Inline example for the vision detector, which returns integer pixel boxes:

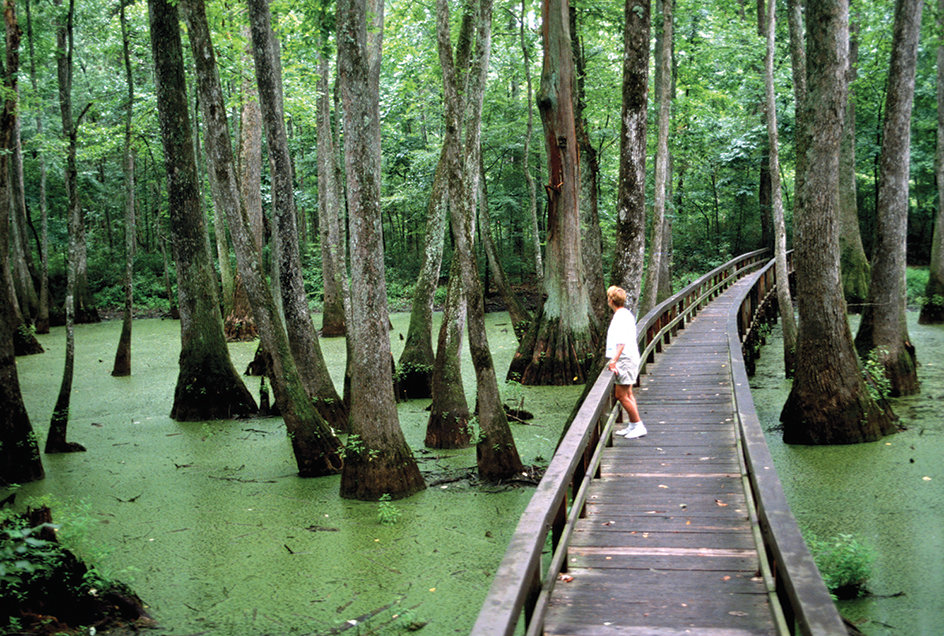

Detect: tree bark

[478,154,531,336]
[148,0,257,422]
[338,0,425,500]
[571,6,606,327]
[781,0,897,444]
[839,18,870,310]
[610,0,650,313]
[227,52,263,343]
[507,0,600,387]
[0,0,44,484]
[787,0,807,224]
[439,0,523,479]
[642,0,672,316]
[854,0,922,397]
[46,0,85,453]
[426,256,472,449]
[921,0,944,325]
[397,151,448,399]
[25,0,50,335]
[764,0,797,376]
[519,0,543,290]
[247,0,348,429]
[112,2,135,378]
[316,50,349,339]
[183,0,342,476]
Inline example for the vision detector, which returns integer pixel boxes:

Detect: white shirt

[606,306,640,367]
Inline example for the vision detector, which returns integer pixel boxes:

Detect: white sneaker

[617,422,647,439]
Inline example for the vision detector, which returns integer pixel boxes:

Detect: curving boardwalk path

[543,275,778,636]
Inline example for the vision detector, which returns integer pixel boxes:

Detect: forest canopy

[8,0,934,322]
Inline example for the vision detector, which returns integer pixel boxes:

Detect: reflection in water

[750,312,944,636]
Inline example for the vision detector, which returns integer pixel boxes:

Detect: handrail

[727,258,847,636]
[470,249,771,636]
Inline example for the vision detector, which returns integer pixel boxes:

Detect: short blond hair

[607,286,627,307]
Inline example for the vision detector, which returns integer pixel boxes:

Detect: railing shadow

[470,250,847,636]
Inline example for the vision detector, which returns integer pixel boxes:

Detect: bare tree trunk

[854,0,922,396]
[112,2,135,378]
[519,0,543,290]
[571,6,606,327]
[610,0,650,313]
[397,151,448,399]
[787,0,807,221]
[921,0,944,325]
[338,0,425,500]
[781,0,897,444]
[0,0,44,483]
[426,256,471,449]
[148,0,257,422]
[183,0,342,475]
[839,18,870,310]
[316,50,349,338]
[25,0,50,335]
[508,0,600,386]
[9,141,38,322]
[227,52,263,344]
[642,0,672,316]
[46,0,85,453]
[247,0,348,428]
[438,0,523,479]
[764,0,797,376]
[478,154,531,336]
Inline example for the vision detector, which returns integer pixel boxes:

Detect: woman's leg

[614,384,641,423]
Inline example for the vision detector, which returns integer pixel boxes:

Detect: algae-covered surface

[13,311,582,635]
[749,312,944,636]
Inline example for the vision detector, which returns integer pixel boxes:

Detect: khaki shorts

[613,358,638,386]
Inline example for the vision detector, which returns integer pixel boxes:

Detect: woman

[605,286,646,438]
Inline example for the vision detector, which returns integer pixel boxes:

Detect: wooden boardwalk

[544,276,779,636]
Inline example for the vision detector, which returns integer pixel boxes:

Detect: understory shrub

[807,532,874,599]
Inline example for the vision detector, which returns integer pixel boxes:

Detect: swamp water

[12,312,583,635]
[750,312,944,636]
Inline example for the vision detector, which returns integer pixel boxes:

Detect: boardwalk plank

[542,279,777,636]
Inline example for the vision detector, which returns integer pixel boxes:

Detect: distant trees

[923,0,944,325]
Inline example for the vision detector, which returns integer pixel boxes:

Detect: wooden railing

[727,257,848,636]
[469,249,779,636]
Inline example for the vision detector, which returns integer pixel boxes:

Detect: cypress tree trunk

[426,258,472,449]
[0,0,44,483]
[763,0,797,376]
[572,7,606,327]
[508,0,600,387]
[25,0,50,336]
[183,0,342,475]
[854,0,922,397]
[839,18,871,310]
[609,0,650,313]
[642,0,672,316]
[316,51,349,339]
[148,0,257,422]
[397,152,447,399]
[338,0,425,500]
[247,0,348,429]
[112,3,135,378]
[781,0,897,444]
